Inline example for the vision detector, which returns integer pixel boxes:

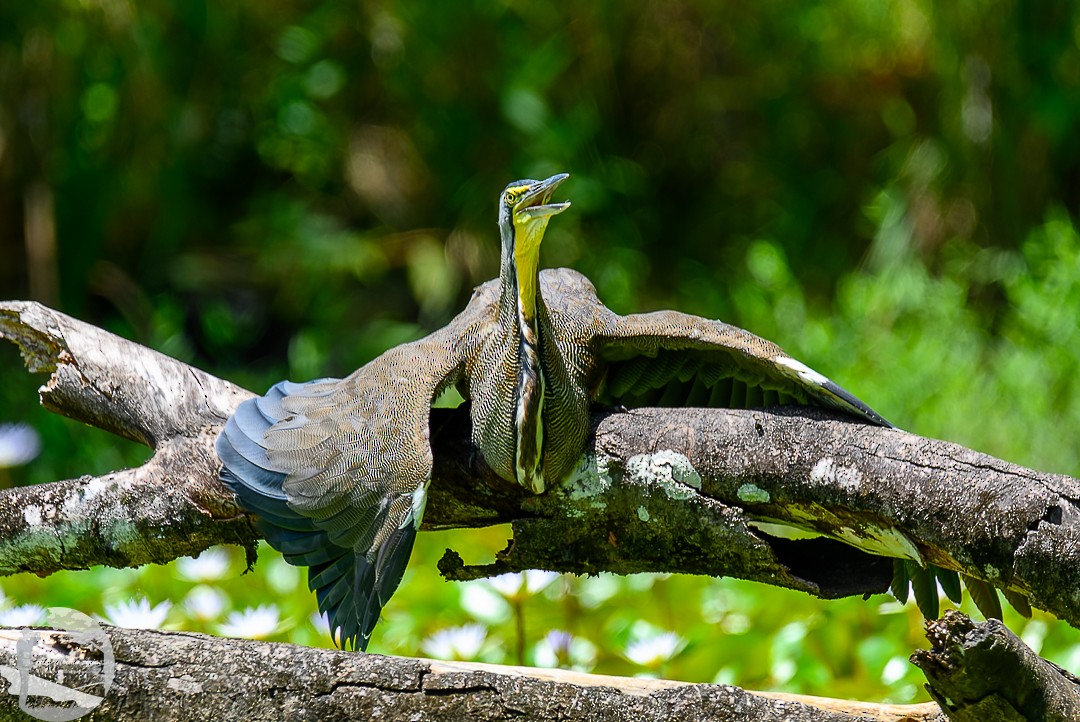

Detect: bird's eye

[505,192,519,206]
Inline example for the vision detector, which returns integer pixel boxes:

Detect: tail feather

[310,554,355,592]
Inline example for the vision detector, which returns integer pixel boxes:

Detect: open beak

[515,173,570,219]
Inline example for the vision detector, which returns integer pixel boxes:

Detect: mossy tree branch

[3,299,1080,720]
[912,611,1080,721]
[2,300,1078,621]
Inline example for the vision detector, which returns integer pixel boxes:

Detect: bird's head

[498,173,570,320]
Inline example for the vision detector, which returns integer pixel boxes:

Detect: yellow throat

[513,215,553,321]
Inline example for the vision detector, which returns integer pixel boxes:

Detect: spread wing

[592,308,891,427]
[588,306,1028,621]
[586,306,963,609]
[217,310,484,650]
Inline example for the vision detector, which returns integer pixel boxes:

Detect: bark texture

[3,299,1080,720]
[0,301,257,576]
[0,434,256,576]
[1,625,944,722]
[2,300,1077,626]
[0,299,251,446]
[912,611,1080,721]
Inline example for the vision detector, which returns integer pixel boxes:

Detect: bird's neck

[500,227,547,494]
[498,224,548,337]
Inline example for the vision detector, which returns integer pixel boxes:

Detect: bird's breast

[466,309,593,493]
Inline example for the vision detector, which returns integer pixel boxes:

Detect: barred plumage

[217,173,899,650]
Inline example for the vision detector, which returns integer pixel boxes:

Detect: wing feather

[217,312,479,650]
[543,268,1021,617]
[593,309,892,427]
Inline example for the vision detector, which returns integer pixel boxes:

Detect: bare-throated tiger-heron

[217,173,1006,650]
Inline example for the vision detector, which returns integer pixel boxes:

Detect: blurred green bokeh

[3,0,1080,704]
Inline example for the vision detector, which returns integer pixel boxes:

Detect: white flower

[102,598,171,629]
[575,574,622,608]
[217,605,281,639]
[533,629,597,671]
[487,570,559,600]
[310,611,330,636]
[487,573,524,598]
[624,631,685,668]
[542,629,573,656]
[177,548,231,582]
[523,570,560,594]
[420,624,487,660]
[881,655,911,685]
[0,604,45,626]
[182,585,226,621]
[460,582,511,623]
[0,424,41,468]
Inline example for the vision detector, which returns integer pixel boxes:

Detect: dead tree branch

[1,624,944,722]
[2,299,1077,626]
[7,299,1080,720]
[912,611,1080,721]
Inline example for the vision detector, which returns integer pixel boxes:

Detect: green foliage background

[3,0,1080,703]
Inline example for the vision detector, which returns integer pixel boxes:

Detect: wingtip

[319,518,421,652]
[220,375,429,651]
[772,355,893,428]
[820,379,894,428]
